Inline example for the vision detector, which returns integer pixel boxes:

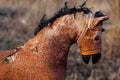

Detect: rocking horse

[0,2,109,80]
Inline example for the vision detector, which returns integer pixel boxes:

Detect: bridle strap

[77,13,93,45]
[88,13,93,29]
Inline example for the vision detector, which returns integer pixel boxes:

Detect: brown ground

[0,0,120,80]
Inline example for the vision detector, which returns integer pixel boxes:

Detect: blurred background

[0,0,119,80]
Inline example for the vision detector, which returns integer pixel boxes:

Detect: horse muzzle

[78,38,102,64]
[80,45,101,64]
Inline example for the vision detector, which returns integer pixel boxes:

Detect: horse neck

[23,14,83,62]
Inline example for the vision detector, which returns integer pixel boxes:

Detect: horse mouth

[82,53,101,64]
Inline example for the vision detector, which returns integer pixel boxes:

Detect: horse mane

[34,1,92,35]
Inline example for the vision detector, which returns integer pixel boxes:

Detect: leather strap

[76,25,88,46]
[77,13,93,45]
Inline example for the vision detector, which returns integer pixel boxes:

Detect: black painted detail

[94,35,100,41]
[82,55,90,64]
[92,53,101,64]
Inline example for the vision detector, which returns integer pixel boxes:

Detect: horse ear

[93,15,109,26]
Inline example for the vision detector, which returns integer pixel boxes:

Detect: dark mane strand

[34,1,91,35]
[79,0,87,8]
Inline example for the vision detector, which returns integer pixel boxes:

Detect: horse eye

[101,29,105,32]
[94,35,99,41]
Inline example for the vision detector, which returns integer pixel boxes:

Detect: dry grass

[0,0,120,80]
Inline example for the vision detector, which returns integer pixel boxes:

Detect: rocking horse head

[34,2,109,64]
[76,11,109,64]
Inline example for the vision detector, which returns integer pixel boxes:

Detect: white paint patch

[46,15,69,39]
[57,15,69,27]
[74,21,84,32]
[46,25,60,39]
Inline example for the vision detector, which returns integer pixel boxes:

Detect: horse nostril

[82,55,90,64]
[92,53,101,64]
[94,35,99,41]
